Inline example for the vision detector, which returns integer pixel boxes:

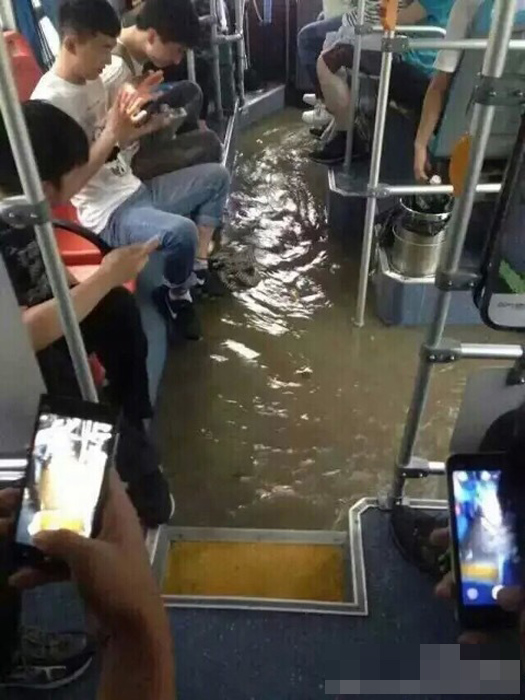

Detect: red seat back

[52,205,104,266]
[4,31,42,101]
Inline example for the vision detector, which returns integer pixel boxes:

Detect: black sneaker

[309,131,347,165]
[152,286,202,341]
[309,130,370,166]
[310,126,325,139]
[0,628,95,690]
[390,504,449,581]
[127,469,175,528]
[193,267,228,298]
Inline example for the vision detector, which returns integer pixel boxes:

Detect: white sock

[194,258,208,272]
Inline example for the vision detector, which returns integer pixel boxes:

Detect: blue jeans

[297,16,343,92]
[101,163,230,292]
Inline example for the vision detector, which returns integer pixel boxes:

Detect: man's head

[131,0,200,68]
[0,101,89,206]
[58,0,120,81]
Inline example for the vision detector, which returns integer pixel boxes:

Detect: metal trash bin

[390,196,452,278]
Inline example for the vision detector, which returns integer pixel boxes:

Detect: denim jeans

[297,15,343,92]
[101,163,230,292]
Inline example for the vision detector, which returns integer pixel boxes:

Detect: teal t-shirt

[405,0,455,76]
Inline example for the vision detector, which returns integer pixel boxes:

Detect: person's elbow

[429,71,452,96]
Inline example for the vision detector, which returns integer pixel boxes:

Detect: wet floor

[157,108,510,531]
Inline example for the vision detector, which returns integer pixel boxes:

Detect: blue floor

[8,507,521,699]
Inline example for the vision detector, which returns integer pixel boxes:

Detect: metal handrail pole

[187,48,197,84]
[234,0,246,106]
[371,24,447,36]
[396,38,525,52]
[391,0,518,502]
[354,31,395,327]
[210,0,223,121]
[384,183,501,196]
[0,31,97,402]
[342,0,367,173]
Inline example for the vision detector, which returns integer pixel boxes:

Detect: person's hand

[414,142,431,182]
[431,528,525,654]
[99,238,159,288]
[10,471,166,636]
[130,108,178,139]
[104,88,152,144]
[0,487,19,538]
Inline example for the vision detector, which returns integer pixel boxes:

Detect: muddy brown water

[157,109,510,530]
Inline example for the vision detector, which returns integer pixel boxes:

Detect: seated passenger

[104,0,203,134]
[104,0,223,179]
[0,101,172,528]
[414,0,482,181]
[297,0,352,129]
[32,0,231,340]
[311,0,455,165]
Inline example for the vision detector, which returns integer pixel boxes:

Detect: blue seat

[432,0,525,160]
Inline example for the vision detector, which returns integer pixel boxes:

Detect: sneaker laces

[18,628,75,664]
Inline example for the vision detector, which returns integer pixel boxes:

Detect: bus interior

[0,0,524,697]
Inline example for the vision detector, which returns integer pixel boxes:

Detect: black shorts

[321,43,431,117]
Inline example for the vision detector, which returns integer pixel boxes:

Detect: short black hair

[134,0,200,47]
[0,101,89,195]
[58,0,120,40]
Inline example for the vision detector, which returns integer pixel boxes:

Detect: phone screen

[15,411,116,544]
[451,469,521,607]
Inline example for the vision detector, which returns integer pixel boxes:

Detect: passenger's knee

[206,163,231,195]
[297,22,313,51]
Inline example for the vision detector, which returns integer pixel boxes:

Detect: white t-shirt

[31,70,141,233]
[101,54,135,109]
[434,0,484,73]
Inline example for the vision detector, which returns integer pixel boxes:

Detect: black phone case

[446,453,517,629]
[11,395,119,571]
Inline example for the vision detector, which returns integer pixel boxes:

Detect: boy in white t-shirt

[414,0,484,180]
[32,0,231,341]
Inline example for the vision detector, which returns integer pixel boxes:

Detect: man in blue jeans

[32,0,231,340]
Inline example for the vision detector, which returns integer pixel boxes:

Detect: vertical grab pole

[0,31,97,402]
[187,48,197,84]
[391,0,517,502]
[342,0,367,173]
[354,18,397,327]
[234,0,246,106]
[210,0,224,121]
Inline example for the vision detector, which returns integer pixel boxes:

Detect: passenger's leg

[297,16,344,95]
[101,196,200,337]
[78,287,152,425]
[389,60,431,118]
[146,163,230,288]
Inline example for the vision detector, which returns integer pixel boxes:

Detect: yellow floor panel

[163,540,346,602]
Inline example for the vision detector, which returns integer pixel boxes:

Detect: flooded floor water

[157,108,509,531]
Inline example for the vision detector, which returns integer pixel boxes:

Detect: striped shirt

[343,0,408,29]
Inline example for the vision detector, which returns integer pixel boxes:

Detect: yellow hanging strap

[449,133,472,197]
[381,0,400,31]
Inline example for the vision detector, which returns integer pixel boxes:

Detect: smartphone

[447,453,521,629]
[13,395,119,568]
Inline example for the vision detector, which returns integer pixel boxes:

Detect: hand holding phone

[13,396,119,570]
[447,453,522,629]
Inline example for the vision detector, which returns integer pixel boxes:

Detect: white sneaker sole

[303,93,317,107]
[0,656,93,690]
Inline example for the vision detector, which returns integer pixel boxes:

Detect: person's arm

[9,471,176,700]
[414,71,452,180]
[398,1,427,25]
[23,239,158,352]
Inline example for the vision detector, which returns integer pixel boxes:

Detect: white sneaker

[303,93,317,107]
[302,104,331,128]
